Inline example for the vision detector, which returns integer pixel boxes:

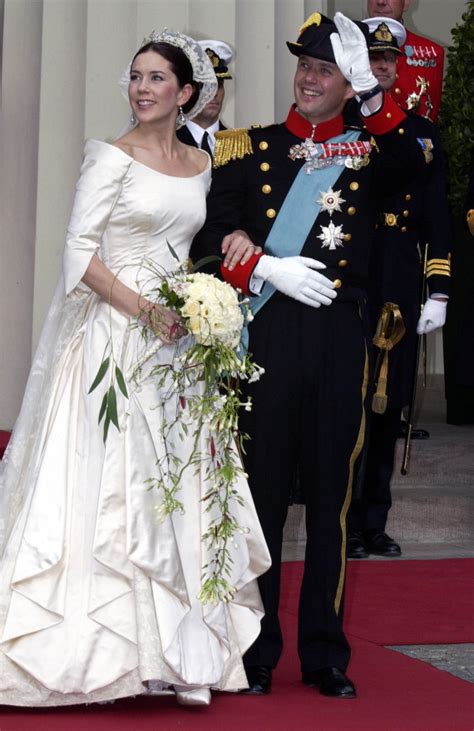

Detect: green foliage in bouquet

[89,249,264,605]
[440,0,474,214]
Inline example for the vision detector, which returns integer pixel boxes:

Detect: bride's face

[129,50,192,125]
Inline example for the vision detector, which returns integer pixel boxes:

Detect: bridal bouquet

[90,250,264,605]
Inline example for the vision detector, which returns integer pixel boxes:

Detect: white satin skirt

[0,297,270,706]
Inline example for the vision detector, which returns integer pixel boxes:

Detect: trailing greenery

[440,1,474,214]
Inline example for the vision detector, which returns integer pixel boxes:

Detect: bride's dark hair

[132,41,201,113]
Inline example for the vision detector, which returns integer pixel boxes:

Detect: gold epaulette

[213,128,253,168]
[426,255,451,278]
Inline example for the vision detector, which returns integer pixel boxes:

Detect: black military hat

[197,40,233,79]
[287,12,369,64]
[363,17,407,55]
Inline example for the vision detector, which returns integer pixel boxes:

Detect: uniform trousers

[349,406,402,533]
[240,295,367,672]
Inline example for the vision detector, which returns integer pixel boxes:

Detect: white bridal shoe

[175,688,212,706]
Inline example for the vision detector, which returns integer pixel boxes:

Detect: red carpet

[0,559,472,730]
[0,430,10,460]
[282,559,474,645]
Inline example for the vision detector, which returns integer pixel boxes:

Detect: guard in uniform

[366,0,444,120]
[192,12,425,699]
[177,40,233,157]
[347,18,451,559]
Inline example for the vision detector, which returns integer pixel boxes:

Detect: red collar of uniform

[285,105,344,141]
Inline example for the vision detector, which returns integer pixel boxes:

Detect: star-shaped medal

[317,187,346,217]
[317,221,344,250]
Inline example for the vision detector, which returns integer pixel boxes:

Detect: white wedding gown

[0,140,270,706]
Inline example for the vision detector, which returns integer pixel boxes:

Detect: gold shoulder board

[213,128,253,168]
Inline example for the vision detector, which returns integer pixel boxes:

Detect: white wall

[0,0,466,428]
[0,0,42,429]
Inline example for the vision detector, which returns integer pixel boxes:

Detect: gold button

[348,206,356,215]
[350,182,359,191]
[401,226,407,232]
[396,73,399,79]
[260,162,270,172]
[338,259,348,268]
[262,184,272,194]
[259,141,269,151]
[344,233,352,241]
[266,208,276,219]
[333,279,342,289]
[386,112,392,119]
[405,194,412,201]
[398,128,405,135]
[395,87,401,94]
[403,210,409,217]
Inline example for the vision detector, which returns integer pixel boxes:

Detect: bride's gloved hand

[254,254,337,308]
[142,303,187,343]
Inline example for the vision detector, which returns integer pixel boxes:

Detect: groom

[192,12,424,698]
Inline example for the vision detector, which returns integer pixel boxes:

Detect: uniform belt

[378,212,413,230]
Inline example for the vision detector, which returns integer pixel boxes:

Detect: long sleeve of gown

[63,140,132,295]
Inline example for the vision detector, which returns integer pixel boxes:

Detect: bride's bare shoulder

[185,144,210,174]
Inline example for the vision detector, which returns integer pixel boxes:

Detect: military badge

[406,76,433,118]
[289,140,372,173]
[375,23,393,43]
[317,221,345,250]
[417,137,434,163]
[317,187,346,217]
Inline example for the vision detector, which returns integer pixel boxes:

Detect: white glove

[253,255,337,308]
[416,298,447,334]
[330,12,378,93]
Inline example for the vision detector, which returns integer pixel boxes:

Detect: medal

[317,187,346,217]
[289,140,372,174]
[317,221,345,250]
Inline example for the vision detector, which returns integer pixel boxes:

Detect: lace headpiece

[118,29,217,128]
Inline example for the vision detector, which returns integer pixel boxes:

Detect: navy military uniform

[191,94,425,675]
[347,18,451,554]
[349,112,451,539]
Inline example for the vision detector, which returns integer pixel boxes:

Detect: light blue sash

[250,130,361,317]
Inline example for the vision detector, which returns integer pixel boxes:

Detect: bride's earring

[177,105,186,126]
[130,111,137,126]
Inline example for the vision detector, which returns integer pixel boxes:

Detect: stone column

[0,0,43,428]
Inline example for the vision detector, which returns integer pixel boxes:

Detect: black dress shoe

[302,667,356,698]
[365,530,401,557]
[240,665,272,695]
[398,421,430,440]
[347,530,369,559]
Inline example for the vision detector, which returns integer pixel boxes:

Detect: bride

[0,30,270,707]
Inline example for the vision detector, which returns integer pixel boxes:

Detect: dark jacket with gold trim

[367,112,451,407]
[191,95,425,305]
